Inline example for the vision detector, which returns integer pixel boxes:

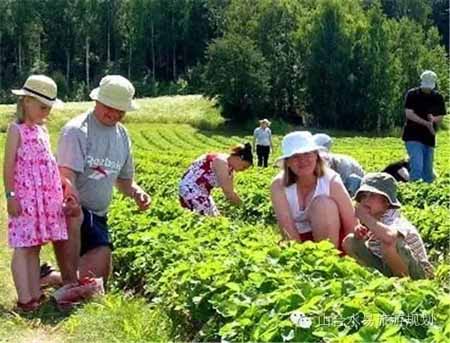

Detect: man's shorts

[80,207,113,256]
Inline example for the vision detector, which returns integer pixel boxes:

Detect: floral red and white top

[8,123,67,247]
[179,153,231,216]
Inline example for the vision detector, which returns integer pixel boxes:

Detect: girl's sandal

[16,299,40,313]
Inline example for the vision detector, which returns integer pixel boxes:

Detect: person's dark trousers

[256,145,270,167]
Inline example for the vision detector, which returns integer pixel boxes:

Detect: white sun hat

[11,75,64,108]
[259,118,271,125]
[275,131,325,167]
[89,75,138,112]
[420,70,437,90]
[313,133,333,151]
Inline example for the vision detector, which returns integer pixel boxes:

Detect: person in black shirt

[401,70,446,183]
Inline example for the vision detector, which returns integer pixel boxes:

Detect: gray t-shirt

[327,153,364,181]
[57,111,134,216]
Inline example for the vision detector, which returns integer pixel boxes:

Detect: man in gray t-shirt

[52,75,151,285]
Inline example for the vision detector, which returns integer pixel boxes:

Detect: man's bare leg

[53,214,83,284]
[79,246,112,286]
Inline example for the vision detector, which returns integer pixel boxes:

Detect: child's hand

[354,224,369,240]
[7,198,22,217]
[355,204,372,226]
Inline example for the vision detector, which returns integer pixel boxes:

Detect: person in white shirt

[253,118,273,168]
[271,131,357,251]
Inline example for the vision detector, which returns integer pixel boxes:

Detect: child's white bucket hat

[12,75,63,108]
[90,75,138,112]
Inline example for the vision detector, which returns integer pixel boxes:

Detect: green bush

[203,33,270,121]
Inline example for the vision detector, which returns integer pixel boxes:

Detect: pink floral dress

[179,153,233,216]
[8,123,67,247]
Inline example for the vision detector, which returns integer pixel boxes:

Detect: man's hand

[425,120,436,135]
[427,113,439,123]
[133,190,151,211]
[7,198,22,217]
[62,182,80,202]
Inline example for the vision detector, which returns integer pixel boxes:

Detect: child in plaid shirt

[343,172,433,279]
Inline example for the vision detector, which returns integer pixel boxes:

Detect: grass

[62,294,172,343]
[0,94,224,133]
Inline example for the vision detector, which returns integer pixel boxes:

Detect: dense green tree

[257,1,302,119]
[360,3,395,132]
[203,34,270,120]
[306,0,353,128]
[0,0,446,132]
[431,0,449,50]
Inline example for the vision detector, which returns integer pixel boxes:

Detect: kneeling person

[343,172,433,280]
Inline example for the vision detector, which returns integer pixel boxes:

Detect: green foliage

[204,0,448,130]
[203,33,270,120]
[106,123,450,341]
[0,0,447,132]
[306,0,354,129]
[257,1,304,118]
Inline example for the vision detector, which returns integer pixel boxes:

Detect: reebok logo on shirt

[88,166,111,180]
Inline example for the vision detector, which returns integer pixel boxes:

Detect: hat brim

[12,89,64,109]
[90,88,139,112]
[420,81,436,89]
[275,145,324,167]
[354,184,401,208]
[259,119,271,125]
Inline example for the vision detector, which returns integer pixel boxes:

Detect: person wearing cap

[4,75,68,311]
[179,143,253,215]
[402,70,447,183]
[271,131,357,250]
[313,133,365,196]
[253,118,273,168]
[52,75,151,285]
[342,173,433,279]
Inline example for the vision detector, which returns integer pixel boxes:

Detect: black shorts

[80,207,113,256]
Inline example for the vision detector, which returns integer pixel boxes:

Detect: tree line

[0,0,448,131]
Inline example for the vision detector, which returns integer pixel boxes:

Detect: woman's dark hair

[231,143,253,164]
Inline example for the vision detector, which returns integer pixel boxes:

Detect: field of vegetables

[108,123,450,342]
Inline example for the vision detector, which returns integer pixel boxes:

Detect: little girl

[3,75,68,312]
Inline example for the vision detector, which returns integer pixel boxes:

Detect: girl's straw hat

[12,75,63,108]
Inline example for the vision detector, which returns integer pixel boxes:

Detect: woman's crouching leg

[308,195,340,247]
